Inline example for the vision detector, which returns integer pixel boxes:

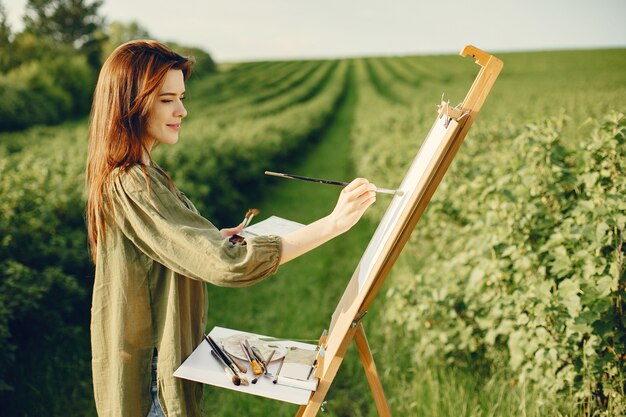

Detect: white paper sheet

[174,326,318,405]
[240,215,305,238]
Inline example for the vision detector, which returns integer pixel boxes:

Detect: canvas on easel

[174,45,503,417]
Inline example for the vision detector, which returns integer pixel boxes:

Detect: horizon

[212,44,626,64]
[4,0,626,63]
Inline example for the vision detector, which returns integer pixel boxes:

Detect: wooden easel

[295,45,503,417]
[174,45,503,416]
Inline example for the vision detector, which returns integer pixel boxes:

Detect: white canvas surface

[357,117,460,291]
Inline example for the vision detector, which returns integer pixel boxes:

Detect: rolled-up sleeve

[108,167,282,287]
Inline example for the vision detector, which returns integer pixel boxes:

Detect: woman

[85,40,376,417]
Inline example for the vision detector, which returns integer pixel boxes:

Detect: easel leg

[295,324,392,417]
[354,323,392,417]
[295,379,330,417]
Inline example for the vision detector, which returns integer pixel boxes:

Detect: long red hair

[86,40,194,263]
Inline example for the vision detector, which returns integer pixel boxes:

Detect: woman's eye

[161,97,184,103]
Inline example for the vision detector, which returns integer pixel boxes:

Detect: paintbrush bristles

[243,208,260,228]
[245,208,260,218]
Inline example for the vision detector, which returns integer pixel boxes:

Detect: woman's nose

[176,101,187,118]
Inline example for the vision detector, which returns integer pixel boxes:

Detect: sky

[4,0,626,62]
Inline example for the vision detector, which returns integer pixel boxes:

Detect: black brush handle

[205,335,238,375]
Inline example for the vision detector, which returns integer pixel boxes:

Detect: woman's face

[145,69,187,149]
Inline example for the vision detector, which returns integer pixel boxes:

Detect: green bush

[0,31,209,131]
[0,55,96,130]
[382,113,625,413]
[0,62,68,129]
[0,143,92,406]
[47,55,97,116]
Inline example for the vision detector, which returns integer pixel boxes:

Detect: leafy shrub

[47,55,97,116]
[0,141,92,413]
[382,113,625,413]
[0,56,95,130]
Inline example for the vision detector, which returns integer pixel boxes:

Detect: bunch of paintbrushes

[240,340,275,384]
[205,334,281,386]
[205,335,249,386]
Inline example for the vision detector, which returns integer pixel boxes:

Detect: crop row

[192,60,306,105]
[197,60,322,114]
[198,60,338,120]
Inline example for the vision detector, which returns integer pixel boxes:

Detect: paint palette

[221,333,287,362]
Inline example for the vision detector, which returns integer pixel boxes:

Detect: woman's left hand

[219,222,245,238]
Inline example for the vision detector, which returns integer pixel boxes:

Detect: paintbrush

[272,356,286,384]
[262,349,276,379]
[251,346,267,373]
[241,340,263,384]
[242,208,260,229]
[224,349,247,373]
[210,350,243,386]
[265,171,403,196]
[246,340,268,375]
[206,335,249,386]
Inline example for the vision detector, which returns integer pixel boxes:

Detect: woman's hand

[327,178,377,234]
[220,222,245,238]
[279,177,377,265]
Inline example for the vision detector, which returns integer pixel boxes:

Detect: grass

[372,337,579,417]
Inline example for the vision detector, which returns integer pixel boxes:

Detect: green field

[0,48,624,416]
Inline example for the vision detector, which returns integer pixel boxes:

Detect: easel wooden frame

[295,45,503,417]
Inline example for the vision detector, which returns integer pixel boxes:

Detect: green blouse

[90,165,282,417]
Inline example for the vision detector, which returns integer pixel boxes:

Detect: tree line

[0,0,216,131]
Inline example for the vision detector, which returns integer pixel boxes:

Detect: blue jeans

[147,350,167,417]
